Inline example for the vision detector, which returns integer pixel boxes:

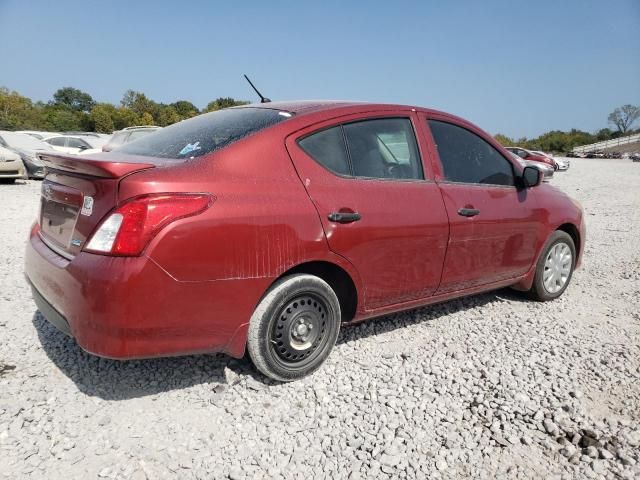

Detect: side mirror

[522,165,542,188]
[78,145,89,151]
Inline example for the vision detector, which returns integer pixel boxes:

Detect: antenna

[243,74,271,103]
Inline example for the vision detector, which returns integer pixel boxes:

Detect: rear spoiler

[37,152,156,178]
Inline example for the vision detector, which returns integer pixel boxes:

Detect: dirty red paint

[24,101,586,360]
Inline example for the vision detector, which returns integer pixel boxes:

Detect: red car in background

[25,101,586,382]
[506,146,557,170]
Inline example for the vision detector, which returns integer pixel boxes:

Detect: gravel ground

[1,158,639,480]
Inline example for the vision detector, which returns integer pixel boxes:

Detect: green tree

[121,90,158,118]
[171,100,199,118]
[0,87,45,130]
[493,133,514,146]
[91,103,116,133]
[52,87,95,113]
[112,107,139,130]
[608,104,640,134]
[139,112,155,126]
[204,97,248,112]
[156,106,181,126]
[43,105,82,131]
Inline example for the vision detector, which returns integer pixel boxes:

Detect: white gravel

[1,158,639,480]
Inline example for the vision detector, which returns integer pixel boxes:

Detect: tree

[171,100,199,118]
[0,87,44,129]
[493,133,514,146]
[204,97,248,112]
[91,104,116,133]
[608,104,640,134]
[43,106,82,131]
[139,112,155,126]
[121,90,158,117]
[52,87,95,113]
[156,106,181,126]
[112,107,139,130]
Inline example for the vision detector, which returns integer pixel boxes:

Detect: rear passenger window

[344,118,423,179]
[298,118,423,180]
[428,120,514,186]
[298,126,350,175]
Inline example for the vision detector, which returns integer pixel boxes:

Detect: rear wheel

[0,178,16,184]
[528,231,576,301]
[247,274,341,382]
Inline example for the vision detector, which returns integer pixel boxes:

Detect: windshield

[116,108,290,159]
[0,132,53,150]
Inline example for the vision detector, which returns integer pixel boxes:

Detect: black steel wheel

[247,274,341,382]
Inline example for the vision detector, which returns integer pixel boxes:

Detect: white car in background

[16,130,59,140]
[531,150,570,171]
[0,146,28,183]
[43,134,109,155]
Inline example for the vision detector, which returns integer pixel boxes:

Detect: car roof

[43,135,90,140]
[245,100,447,116]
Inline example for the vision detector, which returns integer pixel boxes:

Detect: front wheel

[528,231,576,301]
[247,274,341,382]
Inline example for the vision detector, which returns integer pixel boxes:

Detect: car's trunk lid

[36,152,158,258]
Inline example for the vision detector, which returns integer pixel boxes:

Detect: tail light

[85,193,214,256]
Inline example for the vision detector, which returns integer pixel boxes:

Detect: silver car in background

[0,131,54,178]
[0,146,28,183]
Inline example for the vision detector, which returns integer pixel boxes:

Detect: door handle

[328,212,361,223]
[458,208,480,217]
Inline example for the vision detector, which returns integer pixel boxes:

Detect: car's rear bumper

[25,231,268,359]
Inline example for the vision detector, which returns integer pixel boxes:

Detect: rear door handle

[458,208,480,217]
[328,212,361,223]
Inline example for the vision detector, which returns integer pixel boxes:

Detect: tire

[247,274,341,382]
[0,179,16,184]
[528,231,576,301]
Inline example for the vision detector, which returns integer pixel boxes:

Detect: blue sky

[1,0,638,138]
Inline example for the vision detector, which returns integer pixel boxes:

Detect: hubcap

[271,294,327,363]
[543,242,572,294]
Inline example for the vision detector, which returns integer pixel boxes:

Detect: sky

[1,0,639,138]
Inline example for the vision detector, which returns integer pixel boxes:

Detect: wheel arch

[557,222,581,263]
[276,260,359,322]
[511,222,581,292]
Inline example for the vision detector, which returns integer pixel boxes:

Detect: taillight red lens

[86,193,213,256]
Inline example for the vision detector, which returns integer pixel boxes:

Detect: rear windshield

[116,107,290,159]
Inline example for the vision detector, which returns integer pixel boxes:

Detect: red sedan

[25,101,586,381]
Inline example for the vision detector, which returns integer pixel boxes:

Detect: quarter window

[298,126,350,175]
[428,120,514,186]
